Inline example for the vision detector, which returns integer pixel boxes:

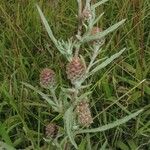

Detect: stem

[77,0,82,36]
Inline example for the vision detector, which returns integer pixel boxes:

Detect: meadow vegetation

[0,0,150,149]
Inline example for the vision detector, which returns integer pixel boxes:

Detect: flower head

[45,123,58,138]
[66,57,86,84]
[40,68,56,88]
[76,101,93,127]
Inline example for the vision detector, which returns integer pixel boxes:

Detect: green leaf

[76,109,143,134]
[64,106,78,149]
[82,19,126,43]
[89,48,126,76]
[22,82,57,110]
[78,139,86,150]
[0,122,14,147]
[127,140,138,150]
[116,141,129,150]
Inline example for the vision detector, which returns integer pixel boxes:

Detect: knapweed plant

[23,0,143,149]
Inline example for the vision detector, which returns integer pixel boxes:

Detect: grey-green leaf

[89,48,126,76]
[0,141,15,150]
[91,0,109,10]
[81,19,126,43]
[64,106,78,149]
[36,5,58,47]
[76,109,143,134]
[22,82,57,110]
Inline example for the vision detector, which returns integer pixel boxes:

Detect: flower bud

[66,57,86,84]
[40,68,55,88]
[76,101,93,127]
[45,123,58,138]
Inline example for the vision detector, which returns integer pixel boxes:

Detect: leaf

[76,109,143,134]
[64,107,78,149]
[78,139,86,150]
[91,57,108,67]
[92,12,104,26]
[91,0,109,10]
[116,141,129,150]
[0,141,15,150]
[36,5,58,47]
[127,140,137,150]
[0,122,13,147]
[81,19,126,43]
[78,91,92,101]
[22,82,57,110]
[89,48,126,76]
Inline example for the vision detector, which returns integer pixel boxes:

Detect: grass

[0,0,150,149]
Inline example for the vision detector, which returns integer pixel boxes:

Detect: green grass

[0,0,150,149]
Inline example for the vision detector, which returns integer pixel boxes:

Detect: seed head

[40,68,55,88]
[66,57,86,84]
[76,101,93,127]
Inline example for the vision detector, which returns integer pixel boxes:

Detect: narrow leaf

[92,0,109,10]
[100,141,107,150]
[22,82,57,109]
[36,5,58,46]
[82,19,126,43]
[64,107,78,149]
[76,109,143,134]
[0,141,15,150]
[89,48,126,76]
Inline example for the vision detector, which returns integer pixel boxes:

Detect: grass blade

[0,122,13,147]
[92,0,109,9]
